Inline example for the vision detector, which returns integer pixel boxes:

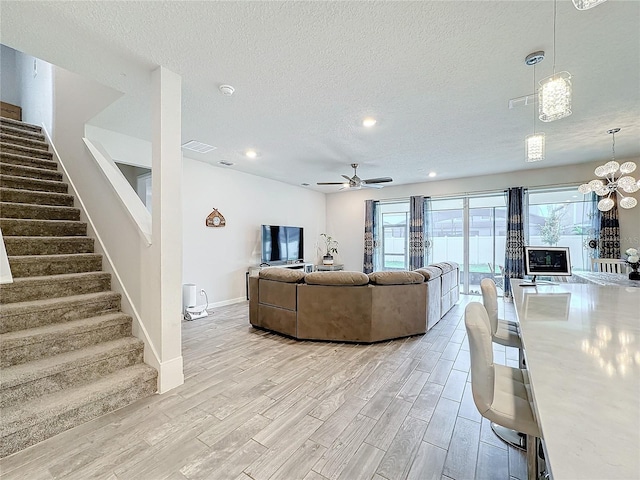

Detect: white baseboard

[157,355,184,394]
[208,297,247,309]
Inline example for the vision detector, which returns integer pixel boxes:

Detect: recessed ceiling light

[362,118,377,128]
[182,140,217,153]
[428,172,437,178]
[245,150,257,159]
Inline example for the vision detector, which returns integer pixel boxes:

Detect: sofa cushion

[259,267,306,283]
[432,262,454,274]
[368,271,424,285]
[414,267,442,281]
[305,271,370,286]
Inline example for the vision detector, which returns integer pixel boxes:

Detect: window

[527,187,595,272]
[375,202,410,271]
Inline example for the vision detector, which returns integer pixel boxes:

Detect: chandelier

[539,0,572,122]
[572,0,607,10]
[525,52,545,162]
[578,128,638,211]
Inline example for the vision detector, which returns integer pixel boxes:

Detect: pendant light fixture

[539,0,572,122]
[525,51,545,162]
[578,128,638,211]
[572,0,607,10]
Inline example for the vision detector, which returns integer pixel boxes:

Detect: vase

[323,254,334,265]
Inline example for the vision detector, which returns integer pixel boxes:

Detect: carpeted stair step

[0,291,121,334]
[0,337,145,408]
[0,271,111,304]
[2,236,94,256]
[0,151,57,170]
[0,142,53,160]
[0,174,67,194]
[0,202,80,221]
[0,218,86,236]
[0,133,50,151]
[0,162,62,182]
[0,363,157,457]
[0,117,42,134]
[8,253,102,277]
[0,187,73,207]
[0,312,132,368]
[0,124,45,142]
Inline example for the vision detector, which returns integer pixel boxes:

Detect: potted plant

[320,233,339,265]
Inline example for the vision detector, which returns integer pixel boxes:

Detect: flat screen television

[522,246,572,285]
[261,225,304,265]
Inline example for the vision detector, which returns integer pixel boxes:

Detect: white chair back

[480,278,499,335]
[464,302,495,415]
[591,258,626,274]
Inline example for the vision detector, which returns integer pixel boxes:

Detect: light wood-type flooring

[0,295,526,480]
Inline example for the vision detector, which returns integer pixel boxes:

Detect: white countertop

[511,283,640,480]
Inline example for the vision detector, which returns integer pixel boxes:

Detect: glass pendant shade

[597,197,615,212]
[526,133,545,162]
[538,72,572,122]
[572,0,607,10]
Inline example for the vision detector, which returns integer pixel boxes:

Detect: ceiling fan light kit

[317,163,392,190]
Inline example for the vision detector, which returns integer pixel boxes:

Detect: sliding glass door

[427,194,506,295]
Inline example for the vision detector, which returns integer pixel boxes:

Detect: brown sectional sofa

[248,262,459,343]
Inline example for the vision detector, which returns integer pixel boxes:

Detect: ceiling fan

[317,163,393,190]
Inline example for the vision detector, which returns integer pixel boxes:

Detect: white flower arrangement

[624,247,639,267]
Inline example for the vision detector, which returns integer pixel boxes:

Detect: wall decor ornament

[205,208,226,227]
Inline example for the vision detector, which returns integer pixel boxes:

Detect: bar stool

[465,302,542,479]
[480,278,528,449]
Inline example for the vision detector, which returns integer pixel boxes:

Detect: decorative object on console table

[623,247,640,280]
[206,208,226,227]
[320,233,338,265]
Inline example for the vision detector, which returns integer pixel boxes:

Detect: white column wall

[143,66,183,392]
[0,45,20,105]
[182,158,326,306]
[326,160,640,272]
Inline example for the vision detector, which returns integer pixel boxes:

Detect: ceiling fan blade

[363,177,393,184]
[362,182,384,189]
[317,182,346,185]
[341,174,352,182]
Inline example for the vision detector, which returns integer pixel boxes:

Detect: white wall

[327,160,640,272]
[85,124,152,168]
[182,158,326,306]
[16,51,53,133]
[0,45,19,105]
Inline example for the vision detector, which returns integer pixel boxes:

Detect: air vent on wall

[182,140,217,153]
[219,161,234,166]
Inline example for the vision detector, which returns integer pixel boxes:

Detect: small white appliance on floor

[183,284,210,321]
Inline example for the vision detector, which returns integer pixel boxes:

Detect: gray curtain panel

[599,196,621,258]
[503,187,526,299]
[363,200,378,273]
[423,197,432,265]
[409,195,425,270]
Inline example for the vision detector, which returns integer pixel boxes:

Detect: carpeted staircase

[0,116,158,458]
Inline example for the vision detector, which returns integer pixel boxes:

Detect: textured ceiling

[1,1,639,191]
